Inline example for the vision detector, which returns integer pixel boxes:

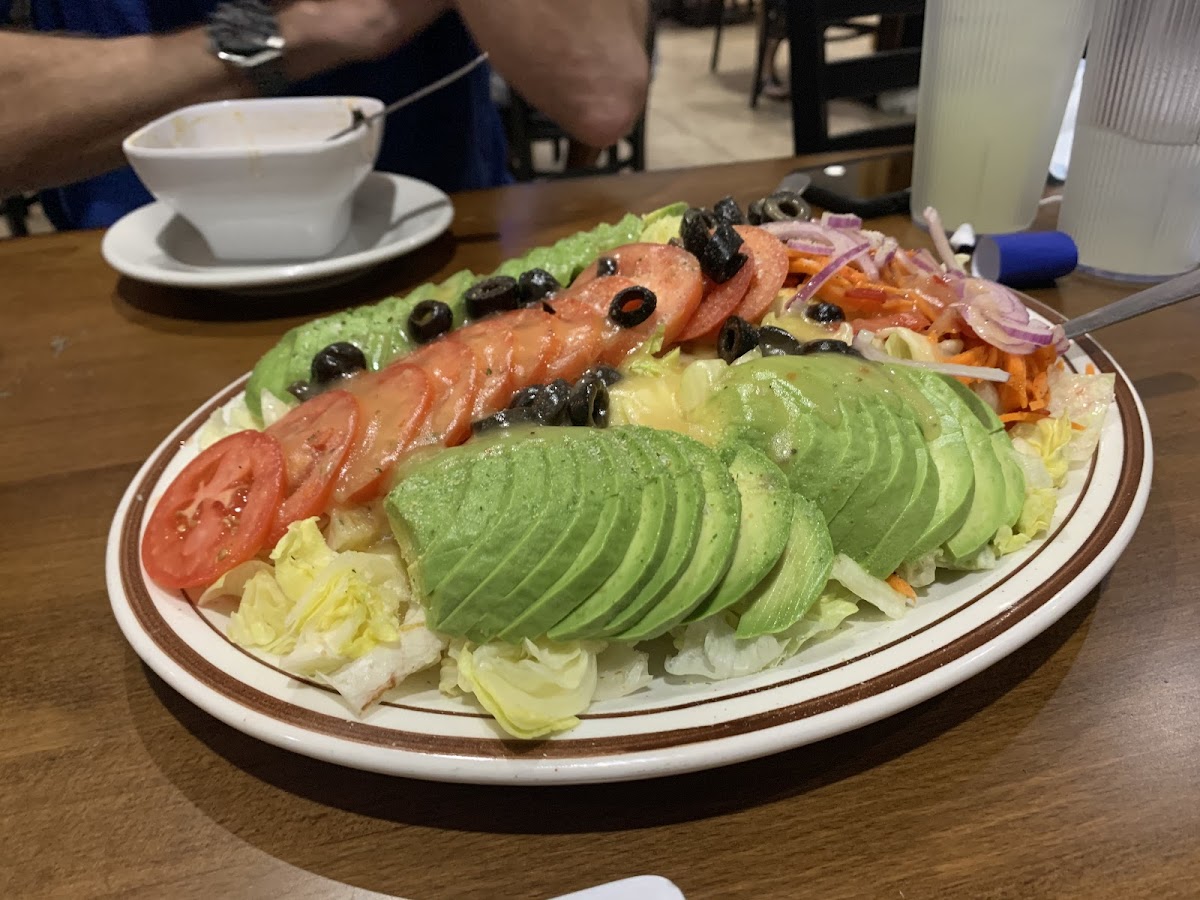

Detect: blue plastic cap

[971,231,1079,287]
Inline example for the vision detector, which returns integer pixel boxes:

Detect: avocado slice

[437,434,586,641]
[684,442,794,623]
[496,433,637,642]
[896,371,976,561]
[597,429,706,638]
[824,401,891,558]
[385,441,517,627]
[860,415,940,577]
[941,387,1009,560]
[547,427,680,641]
[444,432,582,641]
[992,430,1027,530]
[736,492,835,638]
[245,269,476,418]
[419,452,521,627]
[610,432,741,641]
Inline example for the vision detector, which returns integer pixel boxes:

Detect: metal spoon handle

[1062,267,1200,339]
[327,52,490,141]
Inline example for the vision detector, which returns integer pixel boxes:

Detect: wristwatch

[207,0,289,97]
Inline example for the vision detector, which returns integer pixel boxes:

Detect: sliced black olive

[509,385,542,409]
[713,195,745,226]
[471,406,543,436]
[680,207,715,258]
[805,301,846,324]
[568,377,610,428]
[595,256,619,277]
[311,341,367,385]
[799,338,861,357]
[747,198,767,226]
[518,268,561,303]
[608,285,657,328]
[762,190,812,223]
[464,275,521,319]
[533,378,571,424]
[580,364,622,387]
[758,326,805,357]
[407,299,454,344]
[717,316,760,364]
[287,380,317,403]
[700,223,748,284]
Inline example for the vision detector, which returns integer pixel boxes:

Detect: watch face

[210,0,282,57]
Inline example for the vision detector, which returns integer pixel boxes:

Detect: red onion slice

[785,241,871,311]
[820,211,864,230]
[922,206,965,273]
[852,331,1011,382]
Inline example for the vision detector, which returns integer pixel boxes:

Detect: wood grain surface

[2,151,1198,900]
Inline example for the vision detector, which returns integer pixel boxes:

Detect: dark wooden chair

[785,0,925,154]
[708,0,758,72]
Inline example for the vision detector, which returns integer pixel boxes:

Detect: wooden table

[3,153,1197,900]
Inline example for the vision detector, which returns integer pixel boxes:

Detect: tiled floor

[645,18,909,170]
[1,18,909,237]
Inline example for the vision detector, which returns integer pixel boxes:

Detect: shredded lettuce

[897,552,938,589]
[880,327,942,363]
[665,587,859,680]
[1010,414,1073,487]
[224,519,442,708]
[639,214,683,245]
[1046,366,1115,461]
[829,554,909,618]
[315,605,445,712]
[593,643,653,701]
[446,638,600,739]
[193,390,293,451]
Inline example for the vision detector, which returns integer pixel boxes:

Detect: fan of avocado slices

[384,351,1028,652]
[243,204,687,419]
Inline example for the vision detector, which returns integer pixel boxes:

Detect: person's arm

[454,0,650,149]
[0,0,445,195]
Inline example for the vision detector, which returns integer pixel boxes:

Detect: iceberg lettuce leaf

[450,639,600,739]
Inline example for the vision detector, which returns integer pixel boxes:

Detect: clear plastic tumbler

[909,0,1094,234]
[1058,0,1200,281]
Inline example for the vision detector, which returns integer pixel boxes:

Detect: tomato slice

[676,248,756,342]
[553,275,652,366]
[507,308,559,387]
[141,430,285,590]
[265,389,362,544]
[408,337,481,448]
[451,321,516,418]
[731,225,790,324]
[335,364,434,505]
[541,300,607,382]
[570,243,703,343]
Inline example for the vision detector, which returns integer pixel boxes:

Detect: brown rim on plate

[118,307,1143,760]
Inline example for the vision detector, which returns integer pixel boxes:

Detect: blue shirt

[4,2,510,229]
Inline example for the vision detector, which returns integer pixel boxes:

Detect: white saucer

[101,171,453,294]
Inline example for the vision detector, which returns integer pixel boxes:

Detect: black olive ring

[608,285,657,328]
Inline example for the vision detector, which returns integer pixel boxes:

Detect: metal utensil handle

[327,52,490,141]
[1061,267,1200,339]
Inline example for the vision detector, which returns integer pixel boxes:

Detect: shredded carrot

[947,346,991,367]
[1071,421,1087,431]
[886,573,917,601]
[1086,363,1097,376]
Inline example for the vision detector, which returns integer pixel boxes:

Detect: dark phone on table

[799,152,914,219]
